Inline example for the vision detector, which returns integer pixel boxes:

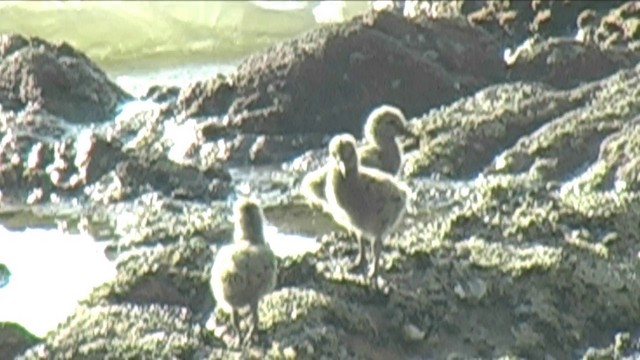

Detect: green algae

[571,119,640,191]
[455,237,562,276]
[405,62,640,181]
[33,64,640,357]
[582,332,637,359]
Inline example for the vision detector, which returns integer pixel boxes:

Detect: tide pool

[0,221,319,338]
[0,226,116,337]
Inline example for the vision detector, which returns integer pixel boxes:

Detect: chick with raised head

[301,104,415,211]
[324,133,409,281]
[358,104,415,174]
[210,198,277,343]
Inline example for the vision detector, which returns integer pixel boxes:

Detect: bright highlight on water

[0,222,319,338]
[0,1,370,73]
[0,226,117,338]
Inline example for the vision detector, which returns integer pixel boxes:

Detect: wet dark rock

[108,195,231,251]
[19,304,207,360]
[143,85,181,103]
[74,130,126,185]
[87,237,214,314]
[247,134,326,165]
[197,124,329,166]
[7,2,640,358]
[405,62,640,180]
[505,36,639,89]
[0,322,40,360]
[0,33,132,123]
[111,156,231,202]
[172,6,640,169]
[464,0,629,45]
[0,109,74,203]
[177,10,504,165]
[0,105,232,226]
[178,75,235,119]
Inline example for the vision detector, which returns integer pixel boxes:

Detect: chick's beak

[338,159,347,177]
[330,152,348,177]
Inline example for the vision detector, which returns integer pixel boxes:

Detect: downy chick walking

[210,198,277,343]
[324,134,409,281]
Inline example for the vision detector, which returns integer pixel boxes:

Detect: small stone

[283,346,297,359]
[0,263,10,288]
[454,277,488,301]
[403,323,425,341]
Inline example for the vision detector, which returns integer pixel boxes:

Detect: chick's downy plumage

[301,104,415,211]
[359,104,415,174]
[210,198,277,342]
[324,133,409,281]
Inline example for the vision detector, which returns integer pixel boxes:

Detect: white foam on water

[0,226,117,337]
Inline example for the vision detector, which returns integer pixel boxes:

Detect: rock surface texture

[3,1,640,359]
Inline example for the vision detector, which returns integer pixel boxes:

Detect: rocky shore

[1,1,640,359]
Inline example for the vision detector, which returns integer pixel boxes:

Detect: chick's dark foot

[347,234,367,273]
[241,324,256,346]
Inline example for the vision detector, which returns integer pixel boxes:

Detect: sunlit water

[113,62,239,98]
[0,223,318,337]
[0,1,370,73]
[264,224,321,258]
[0,226,116,337]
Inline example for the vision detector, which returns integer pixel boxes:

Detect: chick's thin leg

[230,308,242,339]
[243,302,259,344]
[367,236,382,281]
[348,233,367,272]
